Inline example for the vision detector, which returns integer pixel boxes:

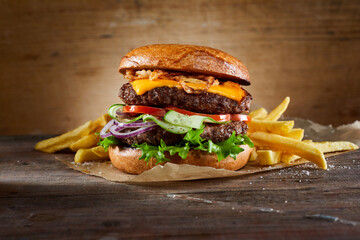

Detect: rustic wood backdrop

[1,0,359,135]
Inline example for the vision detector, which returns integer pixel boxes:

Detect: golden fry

[263,97,290,121]
[249,108,268,120]
[91,146,109,158]
[69,133,100,152]
[308,141,359,153]
[248,119,294,135]
[35,121,92,153]
[280,141,358,164]
[249,148,258,161]
[249,132,327,169]
[74,148,108,164]
[282,128,304,141]
[257,150,282,166]
[89,114,111,133]
[281,153,301,164]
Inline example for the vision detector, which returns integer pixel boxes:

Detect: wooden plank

[0,0,359,135]
[0,136,359,239]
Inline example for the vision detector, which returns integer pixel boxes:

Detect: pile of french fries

[35,114,111,163]
[35,97,358,169]
[247,97,359,169]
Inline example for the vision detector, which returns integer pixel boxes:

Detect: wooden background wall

[1,0,359,135]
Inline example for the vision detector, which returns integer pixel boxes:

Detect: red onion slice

[113,121,156,128]
[100,119,116,138]
[109,125,157,138]
[100,119,157,139]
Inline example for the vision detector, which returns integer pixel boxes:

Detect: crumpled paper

[56,119,359,182]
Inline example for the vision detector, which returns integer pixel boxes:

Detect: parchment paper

[56,119,360,182]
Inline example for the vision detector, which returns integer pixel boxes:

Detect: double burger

[100,44,254,174]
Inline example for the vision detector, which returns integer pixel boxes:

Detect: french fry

[257,150,282,166]
[282,128,304,140]
[89,114,111,133]
[91,146,109,158]
[263,97,290,121]
[74,148,108,164]
[281,153,301,164]
[249,132,327,169]
[35,121,92,153]
[248,119,294,135]
[249,108,268,120]
[280,141,359,164]
[69,133,100,151]
[249,148,258,161]
[35,113,109,154]
[309,141,359,153]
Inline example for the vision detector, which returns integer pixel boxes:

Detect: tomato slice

[123,105,166,117]
[230,114,251,122]
[123,105,251,122]
[165,106,251,122]
[165,106,230,122]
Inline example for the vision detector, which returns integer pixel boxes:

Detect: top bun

[119,44,250,85]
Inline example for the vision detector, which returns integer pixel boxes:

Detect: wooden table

[1,136,359,239]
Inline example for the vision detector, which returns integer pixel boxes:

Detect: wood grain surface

[0,136,359,239]
[0,0,359,135]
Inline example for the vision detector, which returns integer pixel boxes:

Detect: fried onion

[126,69,219,94]
[178,76,215,94]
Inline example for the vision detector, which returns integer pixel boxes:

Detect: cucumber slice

[164,111,229,129]
[203,118,231,124]
[164,111,206,129]
[108,104,125,119]
[142,114,191,134]
[124,114,144,123]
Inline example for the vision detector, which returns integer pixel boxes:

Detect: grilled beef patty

[119,83,252,114]
[118,121,248,146]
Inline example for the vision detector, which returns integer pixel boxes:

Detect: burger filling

[114,121,248,146]
[99,69,253,164]
[119,83,251,114]
[125,69,248,102]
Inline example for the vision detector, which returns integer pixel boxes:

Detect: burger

[99,44,254,174]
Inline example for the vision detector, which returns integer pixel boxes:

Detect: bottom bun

[109,145,253,175]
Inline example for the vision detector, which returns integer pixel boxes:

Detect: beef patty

[119,83,252,114]
[118,121,248,146]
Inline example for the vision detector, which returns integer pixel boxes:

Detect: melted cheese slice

[130,79,245,101]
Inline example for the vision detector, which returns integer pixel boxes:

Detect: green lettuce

[99,129,253,164]
[98,136,121,151]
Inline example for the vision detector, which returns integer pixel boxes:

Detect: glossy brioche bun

[109,144,252,175]
[119,44,250,85]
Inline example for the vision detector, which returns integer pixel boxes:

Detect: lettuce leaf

[99,129,253,164]
[134,140,170,164]
[98,136,121,151]
[133,129,253,164]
